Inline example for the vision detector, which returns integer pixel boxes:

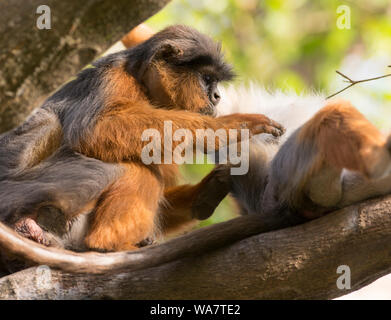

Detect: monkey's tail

[0,207,296,275]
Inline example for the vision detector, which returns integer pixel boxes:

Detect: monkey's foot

[0,218,51,274]
[136,237,156,248]
[191,165,232,220]
[14,217,50,246]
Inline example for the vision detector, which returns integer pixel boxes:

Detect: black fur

[126,25,234,84]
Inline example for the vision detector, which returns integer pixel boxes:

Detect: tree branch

[1,195,391,299]
[327,68,391,99]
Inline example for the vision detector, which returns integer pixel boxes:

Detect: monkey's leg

[265,100,391,218]
[85,163,163,252]
[161,165,231,235]
[0,147,121,224]
[0,148,122,265]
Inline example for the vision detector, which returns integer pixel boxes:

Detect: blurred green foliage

[146,0,391,226]
[148,0,391,91]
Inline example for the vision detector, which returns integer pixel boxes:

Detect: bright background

[108,0,391,299]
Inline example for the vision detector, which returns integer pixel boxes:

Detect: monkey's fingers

[253,119,285,137]
[229,113,285,137]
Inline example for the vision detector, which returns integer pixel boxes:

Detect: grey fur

[230,123,391,223]
[0,147,122,223]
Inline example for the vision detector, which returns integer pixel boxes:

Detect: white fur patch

[217,84,326,143]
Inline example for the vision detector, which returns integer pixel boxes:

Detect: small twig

[327,69,391,99]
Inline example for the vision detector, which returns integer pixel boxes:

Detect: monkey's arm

[78,100,284,163]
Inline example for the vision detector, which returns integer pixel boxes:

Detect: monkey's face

[129,25,235,116]
[144,62,228,116]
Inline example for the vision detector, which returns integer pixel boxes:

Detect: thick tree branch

[0,0,171,133]
[1,195,391,299]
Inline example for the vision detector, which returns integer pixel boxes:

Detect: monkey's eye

[203,75,213,84]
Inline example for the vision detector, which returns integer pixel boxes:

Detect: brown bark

[0,0,170,133]
[1,195,391,300]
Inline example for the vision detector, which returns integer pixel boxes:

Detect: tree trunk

[1,195,390,300]
[0,0,170,133]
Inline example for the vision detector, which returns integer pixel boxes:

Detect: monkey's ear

[153,41,184,62]
[127,41,184,85]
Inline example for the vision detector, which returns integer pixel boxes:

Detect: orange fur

[154,61,209,113]
[104,67,148,104]
[121,24,154,48]
[159,164,179,188]
[85,162,162,251]
[85,163,223,249]
[160,184,203,235]
[298,100,386,177]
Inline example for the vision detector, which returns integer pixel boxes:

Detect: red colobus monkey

[194,87,391,226]
[0,24,283,268]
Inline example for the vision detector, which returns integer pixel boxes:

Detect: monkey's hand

[217,113,285,139]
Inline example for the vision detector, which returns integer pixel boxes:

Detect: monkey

[2,24,389,276]
[0,23,285,269]
[190,87,391,230]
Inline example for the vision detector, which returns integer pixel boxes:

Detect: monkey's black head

[126,25,235,115]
